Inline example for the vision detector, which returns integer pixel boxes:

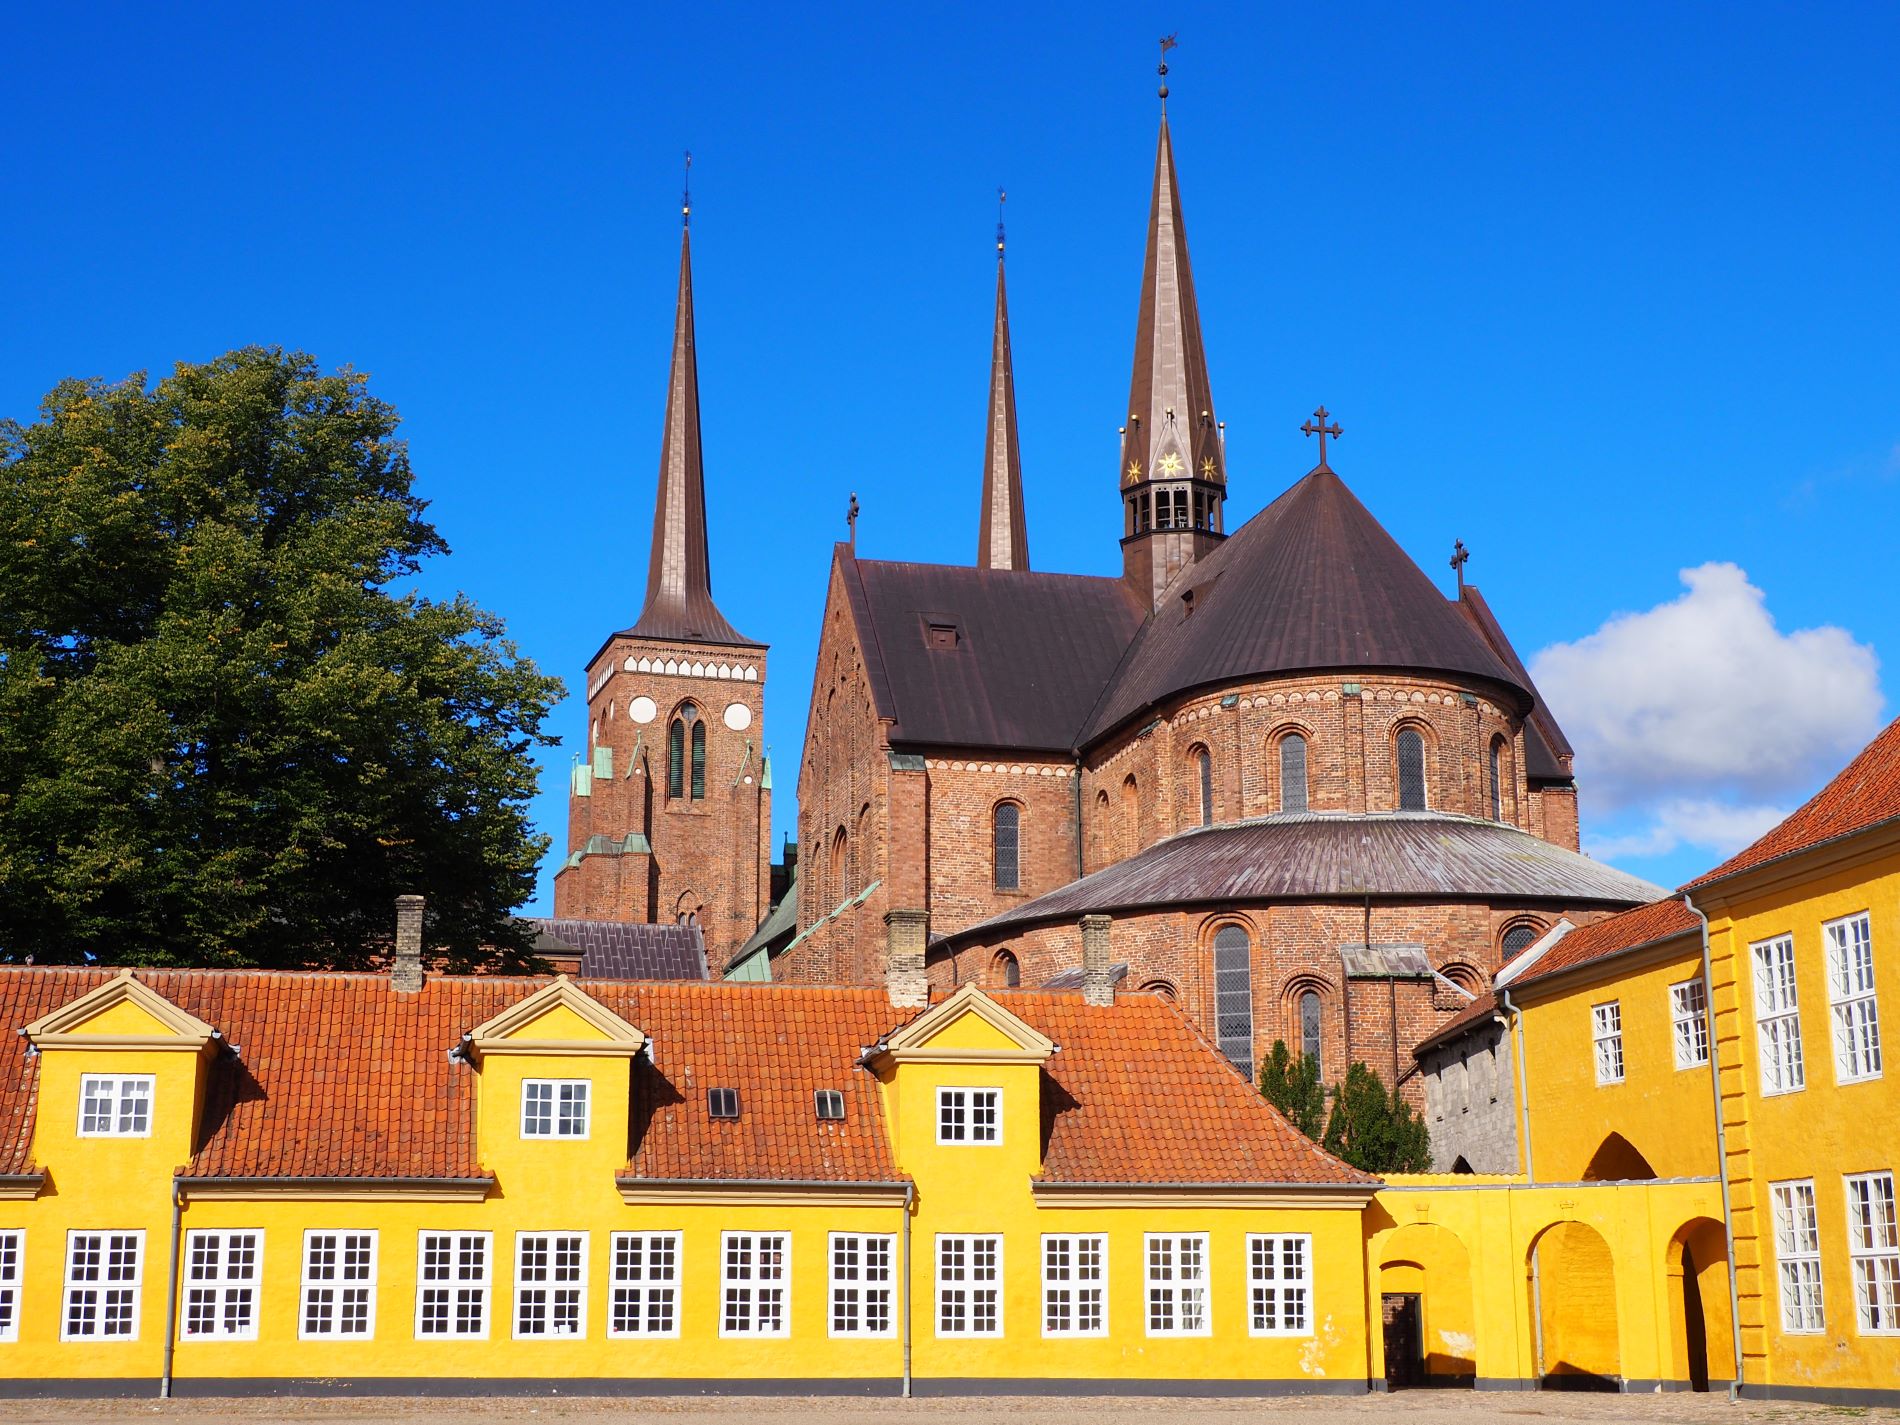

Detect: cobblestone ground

[0,1393,1892,1425]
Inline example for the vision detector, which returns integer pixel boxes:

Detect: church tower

[551,207,771,968]
[976,207,1029,571]
[1118,75,1225,609]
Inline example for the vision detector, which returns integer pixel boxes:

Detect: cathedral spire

[977,192,1029,572]
[630,213,750,645]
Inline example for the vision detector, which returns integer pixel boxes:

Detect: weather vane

[682,150,692,227]
[1158,33,1178,103]
[996,187,1007,258]
[847,492,860,550]
[1300,406,1342,467]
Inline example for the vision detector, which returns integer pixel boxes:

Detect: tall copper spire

[977,200,1029,572]
[629,222,751,645]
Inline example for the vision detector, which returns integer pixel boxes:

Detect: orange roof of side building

[1505,898,1702,991]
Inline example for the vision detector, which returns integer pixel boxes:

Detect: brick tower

[551,211,771,968]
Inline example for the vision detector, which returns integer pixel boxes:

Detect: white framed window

[416,1231,490,1339]
[721,1232,788,1337]
[61,1231,143,1340]
[936,1087,1001,1144]
[1041,1234,1106,1337]
[1248,1233,1312,1336]
[0,1230,21,1343]
[520,1079,591,1139]
[936,1234,1002,1336]
[183,1230,261,1340]
[77,1074,153,1138]
[1770,1179,1825,1334]
[1825,913,1883,1084]
[1845,1171,1899,1335]
[1144,1233,1209,1336]
[514,1232,587,1338]
[829,1232,895,1338]
[1592,1001,1624,1085]
[300,1230,376,1339]
[609,1232,679,1338]
[1671,979,1710,1069]
[1753,935,1806,1095]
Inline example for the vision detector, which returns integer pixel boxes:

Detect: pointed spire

[630,218,750,645]
[977,192,1029,571]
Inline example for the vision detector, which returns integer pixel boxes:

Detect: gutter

[1497,988,1535,1182]
[1684,890,1746,1404]
[178,1175,493,1196]
[160,1179,183,1399]
[614,1177,910,1191]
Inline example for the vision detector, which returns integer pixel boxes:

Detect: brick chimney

[393,894,425,994]
[884,908,929,1009]
[1080,914,1115,1007]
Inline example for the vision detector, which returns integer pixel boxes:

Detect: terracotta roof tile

[1507,898,1700,990]
[1411,990,1501,1057]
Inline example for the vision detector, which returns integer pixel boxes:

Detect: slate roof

[1686,715,1900,891]
[1079,467,1534,744]
[950,812,1666,939]
[525,918,709,981]
[1454,585,1575,783]
[842,553,1146,752]
[1506,898,1701,990]
[727,889,798,972]
[0,970,1365,1189]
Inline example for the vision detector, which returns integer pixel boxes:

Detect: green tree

[0,348,563,969]
[1321,1062,1433,1173]
[1258,1039,1326,1139]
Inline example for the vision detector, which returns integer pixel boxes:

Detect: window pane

[667,720,684,798]
[1397,730,1426,810]
[1214,926,1254,1078]
[690,721,706,800]
[1198,750,1213,827]
[1299,991,1322,1064]
[1280,734,1308,814]
[993,803,1020,891]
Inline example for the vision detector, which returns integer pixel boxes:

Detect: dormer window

[78,1074,153,1138]
[709,1087,741,1119]
[937,1087,1000,1144]
[521,1079,590,1140]
[814,1089,845,1121]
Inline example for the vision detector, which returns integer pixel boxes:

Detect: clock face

[1156,450,1185,477]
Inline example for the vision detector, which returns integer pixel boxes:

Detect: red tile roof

[1685,716,1900,891]
[1412,990,1502,1057]
[1506,899,1701,990]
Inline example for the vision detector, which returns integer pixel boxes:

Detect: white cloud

[1532,563,1883,853]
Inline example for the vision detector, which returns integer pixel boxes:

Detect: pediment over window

[467,977,646,1060]
[878,983,1055,1066]
[24,970,217,1052]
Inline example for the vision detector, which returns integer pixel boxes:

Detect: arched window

[1397,727,1427,811]
[1501,923,1540,961]
[691,717,707,800]
[669,703,702,800]
[829,825,848,893]
[1487,737,1504,821]
[1279,733,1309,814]
[992,802,1021,891]
[995,950,1021,988]
[1195,747,1213,827]
[1139,978,1178,1003]
[1093,789,1110,867]
[1299,989,1322,1065]
[1213,924,1254,1078]
[1121,775,1140,858]
[667,715,686,799]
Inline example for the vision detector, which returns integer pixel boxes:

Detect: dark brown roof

[1506,898,1701,989]
[1685,715,1900,891]
[526,919,709,980]
[842,551,1146,752]
[948,812,1665,940]
[1081,466,1533,745]
[1454,585,1574,782]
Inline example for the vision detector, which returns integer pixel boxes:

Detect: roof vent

[814,1089,845,1121]
[708,1087,741,1119]
[925,621,960,651]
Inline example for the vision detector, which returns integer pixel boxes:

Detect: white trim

[935,1086,1002,1145]
[1142,1232,1210,1337]
[0,1229,21,1343]
[1770,1179,1825,1334]
[1592,1000,1624,1085]
[415,1230,492,1340]
[719,1232,789,1338]
[298,1229,378,1340]
[181,1229,263,1341]
[512,1231,588,1339]
[1247,1233,1313,1337]
[77,1074,154,1139]
[608,1231,681,1339]
[1752,935,1807,1096]
[1824,912,1883,1085]
[1845,1171,1900,1336]
[934,1234,1003,1338]
[827,1232,896,1339]
[520,1079,591,1140]
[1670,978,1710,1069]
[60,1230,144,1342]
[1040,1234,1107,1338]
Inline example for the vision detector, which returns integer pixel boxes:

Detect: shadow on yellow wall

[1530,1220,1619,1387]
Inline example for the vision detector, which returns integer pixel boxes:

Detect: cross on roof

[1300,406,1342,468]
[1450,538,1470,591]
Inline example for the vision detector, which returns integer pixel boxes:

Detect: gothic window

[1121,776,1140,858]
[1213,925,1254,1079]
[994,951,1020,989]
[667,717,685,799]
[1502,923,1540,961]
[830,826,848,896]
[1488,737,1504,821]
[1397,728,1427,811]
[669,703,703,801]
[1279,733,1309,814]
[1299,990,1322,1065]
[690,719,706,799]
[1195,748,1213,827]
[1093,790,1110,867]
[992,803,1021,892]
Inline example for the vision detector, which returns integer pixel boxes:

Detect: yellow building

[0,955,1377,1396]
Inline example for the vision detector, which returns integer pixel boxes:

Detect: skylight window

[709,1087,741,1119]
[814,1089,845,1121]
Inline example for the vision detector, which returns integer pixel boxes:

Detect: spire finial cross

[996,187,1006,258]
[847,491,860,551]
[682,150,692,228]
[1300,406,1342,467]
[1450,538,1470,592]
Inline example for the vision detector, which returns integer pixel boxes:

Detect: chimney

[393,894,425,993]
[1080,914,1114,1007]
[884,908,929,1009]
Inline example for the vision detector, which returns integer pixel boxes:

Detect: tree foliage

[0,347,563,969]
[1258,1039,1326,1139]
[1321,1062,1433,1173]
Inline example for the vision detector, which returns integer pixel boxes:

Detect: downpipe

[901,1180,915,1398]
[160,1178,183,1398]
[1684,891,1746,1404]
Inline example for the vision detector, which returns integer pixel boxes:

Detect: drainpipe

[1498,988,1534,1182]
[901,1180,915,1398]
[1684,891,1745,1403]
[160,1178,183,1399]
[1072,754,1085,880]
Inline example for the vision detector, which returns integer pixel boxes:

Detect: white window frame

[0,1229,21,1343]
[61,1230,144,1341]
[1671,978,1710,1069]
[935,1086,1001,1145]
[1845,1171,1900,1335]
[77,1074,154,1138]
[1041,1234,1107,1338]
[828,1232,896,1338]
[1825,912,1883,1085]
[608,1232,680,1339]
[182,1229,262,1341]
[513,1231,588,1338]
[1770,1179,1825,1334]
[520,1079,591,1140]
[935,1234,1002,1337]
[415,1231,491,1340]
[1752,935,1806,1095]
[299,1229,377,1340]
[720,1232,789,1338]
[1592,1001,1624,1085]
[1144,1232,1210,1337]
[1248,1233,1313,1337]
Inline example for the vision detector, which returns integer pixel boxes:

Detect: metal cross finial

[1450,538,1470,592]
[1157,33,1177,103]
[996,187,1006,258]
[847,492,860,550]
[682,151,692,227]
[1300,406,1342,467]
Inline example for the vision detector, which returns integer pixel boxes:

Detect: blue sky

[6,2,1898,904]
